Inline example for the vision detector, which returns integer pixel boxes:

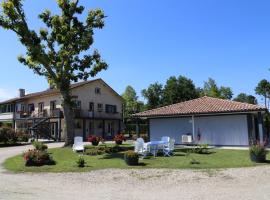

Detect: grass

[3,145,270,173]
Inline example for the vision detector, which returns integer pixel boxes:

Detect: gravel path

[1,144,270,200]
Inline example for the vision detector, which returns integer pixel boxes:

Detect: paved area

[1,143,270,200]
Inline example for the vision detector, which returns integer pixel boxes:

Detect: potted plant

[249,141,268,163]
[113,133,126,145]
[124,150,139,166]
[87,135,102,146]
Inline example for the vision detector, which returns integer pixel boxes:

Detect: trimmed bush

[249,142,268,163]
[124,150,139,166]
[32,141,48,151]
[24,149,55,166]
[0,127,30,144]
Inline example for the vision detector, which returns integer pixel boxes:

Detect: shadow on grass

[100,153,124,160]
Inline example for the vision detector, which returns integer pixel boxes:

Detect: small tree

[142,82,163,109]
[0,0,108,145]
[255,79,270,108]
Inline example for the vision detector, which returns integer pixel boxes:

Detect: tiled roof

[0,78,122,104]
[133,96,267,117]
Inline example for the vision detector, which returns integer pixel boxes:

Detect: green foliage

[201,78,233,99]
[255,79,270,108]
[249,143,268,159]
[142,82,163,109]
[163,75,199,105]
[234,93,258,104]
[24,149,55,166]
[0,0,108,145]
[76,156,86,167]
[0,127,29,144]
[122,86,145,121]
[32,141,48,151]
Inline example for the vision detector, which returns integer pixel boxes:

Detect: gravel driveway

[1,144,270,200]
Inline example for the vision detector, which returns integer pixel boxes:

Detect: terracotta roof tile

[133,96,267,117]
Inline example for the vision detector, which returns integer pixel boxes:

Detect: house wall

[149,114,249,146]
[16,80,123,116]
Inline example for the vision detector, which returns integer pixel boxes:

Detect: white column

[258,112,264,143]
[192,115,195,140]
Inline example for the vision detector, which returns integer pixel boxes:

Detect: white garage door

[149,115,249,146]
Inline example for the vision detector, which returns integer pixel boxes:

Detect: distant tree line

[121,75,270,122]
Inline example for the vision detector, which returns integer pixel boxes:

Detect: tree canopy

[234,93,257,105]
[201,78,233,99]
[122,86,144,122]
[255,79,270,108]
[141,82,163,109]
[162,75,199,105]
[0,0,108,145]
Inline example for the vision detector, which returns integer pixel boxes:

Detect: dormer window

[95,87,101,94]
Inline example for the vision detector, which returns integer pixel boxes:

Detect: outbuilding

[133,96,267,146]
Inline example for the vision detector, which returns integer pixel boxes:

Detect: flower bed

[23,142,55,166]
[113,133,126,145]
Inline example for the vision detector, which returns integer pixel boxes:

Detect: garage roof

[133,96,267,118]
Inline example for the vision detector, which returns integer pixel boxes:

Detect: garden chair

[161,136,170,143]
[136,138,145,143]
[163,138,175,157]
[134,140,149,158]
[72,136,84,152]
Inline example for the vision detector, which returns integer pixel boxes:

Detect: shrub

[124,150,139,166]
[24,149,55,166]
[113,133,126,145]
[76,156,86,167]
[249,141,268,163]
[87,135,103,146]
[0,127,29,144]
[32,141,48,151]
[16,131,30,142]
[194,144,209,154]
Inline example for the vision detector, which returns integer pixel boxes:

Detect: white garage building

[133,96,267,146]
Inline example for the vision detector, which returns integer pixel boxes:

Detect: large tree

[163,75,199,105]
[255,79,270,108]
[234,93,257,104]
[142,82,163,109]
[0,0,108,145]
[122,86,144,122]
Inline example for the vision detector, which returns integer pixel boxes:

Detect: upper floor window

[105,105,117,114]
[95,87,101,95]
[74,100,81,109]
[97,103,103,112]
[28,104,35,113]
[38,102,44,113]
[50,100,57,110]
[89,102,94,112]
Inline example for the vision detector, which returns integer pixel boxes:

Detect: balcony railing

[74,109,122,119]
[17,109,63,119]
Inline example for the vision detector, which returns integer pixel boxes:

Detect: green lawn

[3,146,270,173]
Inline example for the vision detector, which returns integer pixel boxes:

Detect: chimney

[18,89,25,97]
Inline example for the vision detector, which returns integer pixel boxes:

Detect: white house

[0,79,124,141]
[133,96,267,146]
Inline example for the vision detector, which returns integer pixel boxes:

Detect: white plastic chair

[163,138,175,156]
[72,136,84,152]
[134,140,149,158]
[161,136,170,143]
[136,138,145,143]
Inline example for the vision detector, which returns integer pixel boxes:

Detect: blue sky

[0,0,270,104]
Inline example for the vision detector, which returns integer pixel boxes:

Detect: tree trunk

[60,89,75,146]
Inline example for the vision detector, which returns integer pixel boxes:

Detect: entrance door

[50,122,58,139]
[107,121,115,138]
